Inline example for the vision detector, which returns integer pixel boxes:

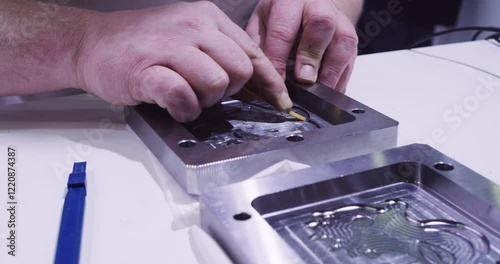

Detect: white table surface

[0,40,499,264]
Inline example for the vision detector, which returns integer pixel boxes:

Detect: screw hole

[178,140,197,148]
[233,212,251,221]
[286,134,304,142]
[434,162,454,171]
[351,108,366,114]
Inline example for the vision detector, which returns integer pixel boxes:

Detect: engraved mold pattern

[270,186,500,264]
[307,199,489,264]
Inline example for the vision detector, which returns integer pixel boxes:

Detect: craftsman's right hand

[76,1,292,122]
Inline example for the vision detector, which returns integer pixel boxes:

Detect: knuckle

[129,74,145,101]
[246,42,264,60]
[164,81,187,100]
[234,59,253,81]
[336,32,359,55]
[207,73,230,92]
[130,69,157,102]
[224,60,253,97]
[201,73,229,106]
[268,24,296,43]
[297,48,323,61]
[163,84,200,121]
[305,14,336,33]
[323,64,344,79]
[177,17,204,31]
[268,58,287,76]
[197,1,219,12]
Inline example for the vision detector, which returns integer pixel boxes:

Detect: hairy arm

[0,1,292,122]
[0,0,88,95]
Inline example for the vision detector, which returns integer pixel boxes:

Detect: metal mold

[200,144,500,264]
[126,80,398,194]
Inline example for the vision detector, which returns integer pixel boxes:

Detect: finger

[318,14,358,90]
[294,0,337,84]
[166,47,229,108]
[199,32,253,97]
[335,58,355,93]
[263,0,304,78]
[216,11,292,111]
[245,9,266,49]
[131,65,202,122]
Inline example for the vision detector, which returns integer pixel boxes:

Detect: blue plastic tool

[54,162,87,264]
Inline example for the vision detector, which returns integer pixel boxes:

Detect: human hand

[246,0,359,92]
[76,1,292,122]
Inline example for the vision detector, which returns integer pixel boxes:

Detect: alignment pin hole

[233,212,251,221]
[178,140,197,148]
[351,108,366,114]
[434,162,454,171]
[286,134,304,142]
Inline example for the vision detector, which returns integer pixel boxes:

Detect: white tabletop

[0,40,499,264]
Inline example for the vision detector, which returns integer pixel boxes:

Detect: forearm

[0,0,89,96]
[332,0,363,24]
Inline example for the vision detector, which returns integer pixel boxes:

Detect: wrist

[62,7,96,90]
[72,8,99,92]
[1,3,95,94]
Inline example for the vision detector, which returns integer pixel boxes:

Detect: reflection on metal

[126,80,398,194]
[200,144,500,264]
[0,88,85,106]
[183,100,324,148]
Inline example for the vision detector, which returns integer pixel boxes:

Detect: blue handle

[54,162,87,264]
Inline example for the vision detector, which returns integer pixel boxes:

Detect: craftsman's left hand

[246,0,358,92]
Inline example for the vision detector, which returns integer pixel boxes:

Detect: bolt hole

[233,212,251,221]
[178,140,197,148]
[286,134,304,142]
[434,162,454,171]
[351,108,366,114]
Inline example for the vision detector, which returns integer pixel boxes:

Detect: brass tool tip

[288,110,306,121]
[241,87,305,121]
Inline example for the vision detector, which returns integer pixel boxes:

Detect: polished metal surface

[0,88,85,106]
[126,80,398,194]
[200,144,500,264]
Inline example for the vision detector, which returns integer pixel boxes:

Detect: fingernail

[299,65,317,83]
[278,91,293,111]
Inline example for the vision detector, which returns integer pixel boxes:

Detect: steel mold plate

[200,144,500,264]
[126,80,398,194]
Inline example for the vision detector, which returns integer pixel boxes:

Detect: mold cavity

[275,198,491,263]
[286,134,304,142]
[178,140,197,148]
[433,162,454,171]
[305,200,489,263]
[351,108,366,114]
[257,180,498,264]
[182,100,330,148]
[233,212,251,221]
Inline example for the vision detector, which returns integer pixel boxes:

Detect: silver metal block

[126,81,398,194]
[200,144,500,264]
